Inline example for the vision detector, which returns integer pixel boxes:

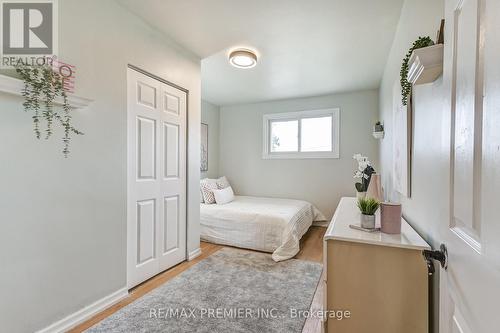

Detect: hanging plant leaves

[15,64,83,157]
[400,36,435,106]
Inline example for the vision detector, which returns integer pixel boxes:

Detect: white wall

[219,90,379,219]
[0,1,201,332]
[378,0,444,331]
[380,0,445,241]
[201,100,220,179]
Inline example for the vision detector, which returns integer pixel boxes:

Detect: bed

[200,195,326,261]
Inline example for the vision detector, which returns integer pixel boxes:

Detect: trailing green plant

[357,197,380,215]
[400,36,435,106]
[15,64,83,157]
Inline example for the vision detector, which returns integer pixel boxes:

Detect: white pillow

[216,176,231,189]
[213,186,235,205]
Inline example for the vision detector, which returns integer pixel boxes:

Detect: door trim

[127,64,189,93]
[188,248,202,261]
[126,64,190,289]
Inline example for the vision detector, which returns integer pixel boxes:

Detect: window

[270,120,299,152]
[263,108,340,159]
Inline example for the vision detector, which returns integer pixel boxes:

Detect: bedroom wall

[379,0,445,254]
[218,90,379,219]
[0,1,201,332]
[378,0,444,331]
[201,100,220,179]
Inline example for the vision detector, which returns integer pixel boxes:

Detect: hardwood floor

[298,227,326,333]
[70,226,326,333]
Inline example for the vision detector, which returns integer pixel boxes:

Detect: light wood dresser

[323,197,431,333]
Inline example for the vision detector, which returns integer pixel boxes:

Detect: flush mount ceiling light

[229,49,258,69]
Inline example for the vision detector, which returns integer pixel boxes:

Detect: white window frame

[262,108,340,159]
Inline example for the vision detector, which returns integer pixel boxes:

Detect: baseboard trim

[188,248,202,261]
[36,287,129,333]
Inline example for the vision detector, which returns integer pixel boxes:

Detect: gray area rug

[86,248,322,333]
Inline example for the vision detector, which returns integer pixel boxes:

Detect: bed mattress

[200,195,326,261]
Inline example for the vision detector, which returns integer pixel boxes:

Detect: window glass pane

[301,116,332,152]
[270,120,298,152]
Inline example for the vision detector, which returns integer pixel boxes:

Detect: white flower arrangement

[353,153,375,192]
[353,154,371,178]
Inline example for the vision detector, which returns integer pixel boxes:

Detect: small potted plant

[373,121,384,132]
[372,122,385,139]
[357,197,380,229]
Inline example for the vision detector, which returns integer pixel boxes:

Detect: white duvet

[200,196,326,262]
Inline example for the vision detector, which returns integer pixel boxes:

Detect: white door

[127,68,187,288]
[440,0,500,332]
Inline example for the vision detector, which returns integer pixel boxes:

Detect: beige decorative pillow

[216,176,231,189]
[200,178,218,204]
[200,178,208,203]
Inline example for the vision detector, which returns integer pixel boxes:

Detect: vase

[356,191,366,199]
[380,202,402,234]
[360,214,375,229]
[366,174,383,202]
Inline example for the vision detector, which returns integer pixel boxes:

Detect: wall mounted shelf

[373,131,385,139]
[407,44,444,85]
[0,74,93,109]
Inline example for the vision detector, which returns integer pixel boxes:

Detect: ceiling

[118,0,404,106]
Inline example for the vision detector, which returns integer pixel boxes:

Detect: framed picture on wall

[392,80,412,197]
[201,123,208,172]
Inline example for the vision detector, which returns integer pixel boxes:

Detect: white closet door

[127,68,187,288]
[158,82,187,271]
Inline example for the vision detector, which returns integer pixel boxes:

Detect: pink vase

[380,202,402,234]
[366,174,383,202]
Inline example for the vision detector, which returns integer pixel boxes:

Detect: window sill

[262,152,339,160]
